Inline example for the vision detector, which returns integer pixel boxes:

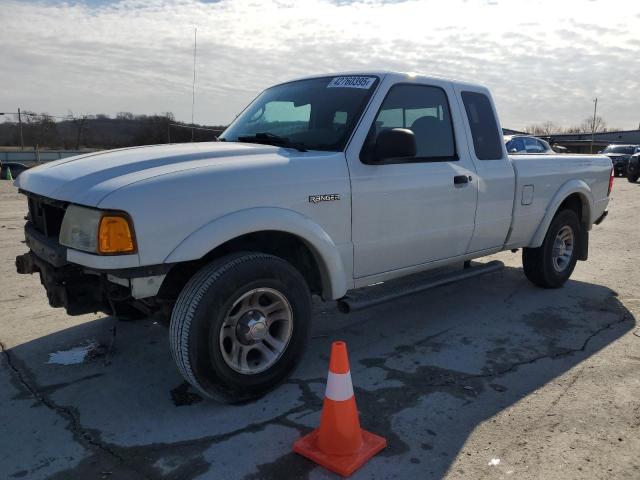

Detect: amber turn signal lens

[98,215,135,254]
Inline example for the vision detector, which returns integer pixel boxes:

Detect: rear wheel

[522,209,580,288]
[628,175,639,183]
[170,252,311,402]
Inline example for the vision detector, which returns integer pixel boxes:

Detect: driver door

[346,79,478,279]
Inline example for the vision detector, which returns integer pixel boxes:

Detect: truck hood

[15,142,300,206]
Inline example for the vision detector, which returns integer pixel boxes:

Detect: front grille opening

[27,195,67,238]
[43,204,65,237]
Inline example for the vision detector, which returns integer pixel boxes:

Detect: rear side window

[461,91,503,160]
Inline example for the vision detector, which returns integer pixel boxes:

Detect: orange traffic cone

[293,341,387,476]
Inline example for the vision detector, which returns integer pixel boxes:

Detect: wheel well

[158,231,325,301]
[558,193,587,225]
[557,193,589,261]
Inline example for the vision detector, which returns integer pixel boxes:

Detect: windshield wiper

[236,132,307,152]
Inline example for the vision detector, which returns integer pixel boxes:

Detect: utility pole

[75,115,86,150]
[191,27,197,142]
[18,108,24,150]
[590,98,598,154]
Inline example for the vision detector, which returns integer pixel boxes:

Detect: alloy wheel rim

[552,225,574,272]
[219,288,293,374]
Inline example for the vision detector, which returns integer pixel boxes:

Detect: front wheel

[170,252,311,402]
[522,209,580,288]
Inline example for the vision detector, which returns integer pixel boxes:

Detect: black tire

[628,175,639,183]
[170,252,311,403]
[522,209,580,289]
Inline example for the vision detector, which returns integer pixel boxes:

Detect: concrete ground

[1,178,639,480]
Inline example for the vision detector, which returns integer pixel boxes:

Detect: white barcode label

[327,76,376,89]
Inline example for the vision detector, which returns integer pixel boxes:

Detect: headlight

[59,205,136,254]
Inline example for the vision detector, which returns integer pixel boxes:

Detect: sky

[1,0,639,130]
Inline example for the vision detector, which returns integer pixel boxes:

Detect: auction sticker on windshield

[327,76,376,89]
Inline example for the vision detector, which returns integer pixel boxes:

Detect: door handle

[454,175,471,185]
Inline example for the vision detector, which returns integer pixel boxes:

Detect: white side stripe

[325,371,354,401]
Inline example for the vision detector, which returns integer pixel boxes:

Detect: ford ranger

[14,72,613,402]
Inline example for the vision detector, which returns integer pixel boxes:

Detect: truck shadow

[4,264,635,480]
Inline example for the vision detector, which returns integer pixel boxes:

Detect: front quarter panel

[165,207,350,299]
[96,150,353,298]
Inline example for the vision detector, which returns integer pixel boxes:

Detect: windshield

[603,145,636,154]
[219,76,379,151]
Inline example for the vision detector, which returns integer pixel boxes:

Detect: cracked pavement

[1,179,639,479]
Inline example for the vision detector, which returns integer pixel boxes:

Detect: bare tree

[563,125,582,134]
[524,121,560,135]
[67,111,88,149]
[20,112,58,148]
[0,111,226,149]
[580,115,608,133]
[116,112,135,121]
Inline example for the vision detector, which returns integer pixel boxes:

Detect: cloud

[1,0,639,130]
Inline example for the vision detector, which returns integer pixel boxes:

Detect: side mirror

[372,128,416,163]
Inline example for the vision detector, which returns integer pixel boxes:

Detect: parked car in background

[551,144,569,154]
[504,135,554,154]
[600,145,639,177]
[627,151,640,183]
[1,162,30,179]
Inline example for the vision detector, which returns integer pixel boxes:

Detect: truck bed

[507,153,612,248]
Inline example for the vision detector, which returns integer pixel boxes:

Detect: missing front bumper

[16,250,109,315]
[16,221,171,315]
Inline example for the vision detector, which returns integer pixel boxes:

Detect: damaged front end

[15,193,168,317]
[16,240,111,316]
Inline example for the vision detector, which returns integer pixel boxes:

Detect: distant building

[544,130,640,154]
[502,128,527,136]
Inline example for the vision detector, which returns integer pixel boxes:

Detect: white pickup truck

[15,72,612,401]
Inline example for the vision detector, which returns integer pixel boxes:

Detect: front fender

[528,179,593,248]
[164,207,349,299]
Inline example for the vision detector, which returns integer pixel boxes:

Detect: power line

[0,111,68,119]
[1,111,80,120]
